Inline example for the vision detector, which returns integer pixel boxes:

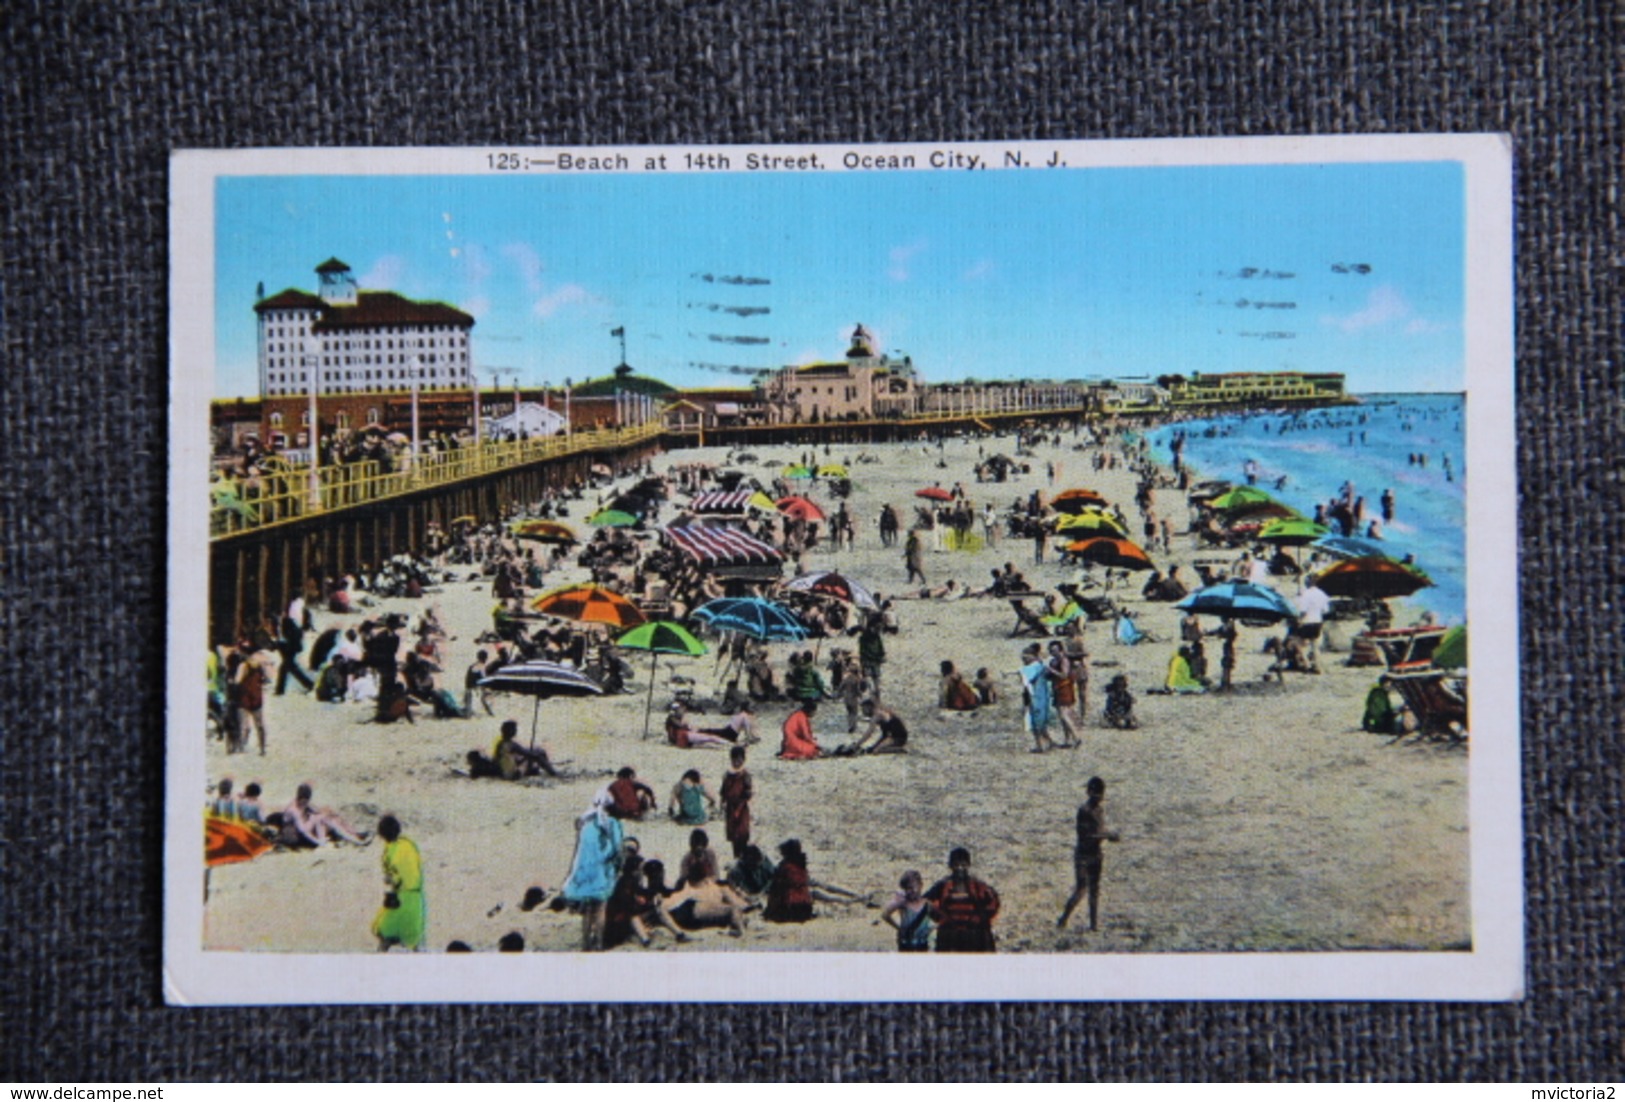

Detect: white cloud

[459,242,492,286]
[357,255,406,291]
[1322,285,1421,333]
[501,242,546,294]
[461,295,490,319]
[962,259,996,282]
[532,284,593,318]
[889,240,927,282]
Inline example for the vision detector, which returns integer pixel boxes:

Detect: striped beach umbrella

[531,583,647,629]
[1176,581,1299,623]
[784,569,879,610]
[1064,536,1156,572]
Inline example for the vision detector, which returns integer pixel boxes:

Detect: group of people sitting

[207,777,370,848]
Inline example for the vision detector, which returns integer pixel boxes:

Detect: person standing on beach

[904,528,926,585]
[372,814,426,951]
[560,790,625,951]
[720,746,753,859]
[1047,641,1082,747]
[858,614,887,695]
[925,847,1000,952]
[1020,643,1059,753]
[1058,777,1121,932]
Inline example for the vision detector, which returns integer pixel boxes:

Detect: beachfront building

[761,324,921,423]
[919,379,1090,417]
[1162,371,1349,410]
[1095,381,1172,415]
[254,258,476,398]
[662,387,771,434]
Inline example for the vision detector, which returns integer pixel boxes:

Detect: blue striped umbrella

[1176,582,1299,623]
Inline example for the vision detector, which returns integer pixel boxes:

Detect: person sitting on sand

[725,844,776,897]
[604,854,690,948]
[1114,610,1148,646]
[881,869,935,952]
[657,870,751,937]
[1164,646,1208,693]
[606,766,657,820]
[664,702,733,749]
[745,646,781,701]
[280,783,369,847]
[1362,675,1399,734]
[676,827,722,888]
[841,699,910,756]
[974,667,1000,706]
[1103,675,1139,729]
[763,839,815,923]
[939,660,981,711]
[469,719,559,779]
[778,699,824,760]
[668,769,717,826]
[696,700,760,746]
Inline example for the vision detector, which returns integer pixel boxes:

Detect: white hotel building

[254,258,475,397]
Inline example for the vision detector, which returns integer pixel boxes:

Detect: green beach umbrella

[782,464,815,479]
[617,621,709,738]
[1208,485,1277,512]
[1257,517,1331,546]
[588,508,640,527]
[1433,624,1467,670]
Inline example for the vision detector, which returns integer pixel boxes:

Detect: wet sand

[201,430,1469,954]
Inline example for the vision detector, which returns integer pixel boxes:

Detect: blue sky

[215,161,1465,398]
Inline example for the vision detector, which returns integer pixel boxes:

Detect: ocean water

[1146,393,1466,624]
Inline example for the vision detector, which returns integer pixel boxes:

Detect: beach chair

[1388,668,1468,742]
[1008,599,1051,638]
[1041,601,1085,632]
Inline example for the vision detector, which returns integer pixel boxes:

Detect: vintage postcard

[166,136,1518,1003]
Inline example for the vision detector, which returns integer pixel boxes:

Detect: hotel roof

[253,289,474,329]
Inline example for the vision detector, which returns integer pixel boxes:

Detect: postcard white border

[166,135,1519,1004]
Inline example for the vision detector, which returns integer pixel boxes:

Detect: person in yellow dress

[371,815,426,951]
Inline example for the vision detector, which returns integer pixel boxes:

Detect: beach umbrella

[205,817,272,868]
[915,486,953,502]
[784,569,879,610]
[450,514,478,527]
[1257,518,1331,546]
[479,660,606,749]
[616,621,709,739]
[1055,510,1129,538]
[1313,535,1396,561]
[1221,500,1300,524]
[1434,624,1468,670]
[691,597,810,642]
[1176,581,1299,623]
[746,491,778,512]
[776,495,826,522]
[531,583,647,629]
[1208,486,1277,512]
[587,508,640,528]
[1188,480,1234,502]
[734,452,759,463]
[782,464,815,479]
[816,463,849,478]
[1311,557,1433,600]
[511,519,578,544]
[1065,536,1156,572]
[1051,488,1110,514]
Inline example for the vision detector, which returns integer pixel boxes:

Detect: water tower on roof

[316,257,358,306]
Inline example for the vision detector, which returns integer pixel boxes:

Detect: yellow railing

[210,423,661,538]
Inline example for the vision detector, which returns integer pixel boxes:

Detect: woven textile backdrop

[2,0,1620,1082]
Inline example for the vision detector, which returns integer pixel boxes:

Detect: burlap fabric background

[2,0,1619,1082]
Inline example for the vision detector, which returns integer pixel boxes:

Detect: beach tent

[664,526,784,582]
[689,489,755,516]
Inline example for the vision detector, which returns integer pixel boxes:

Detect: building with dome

[763,323,920,422]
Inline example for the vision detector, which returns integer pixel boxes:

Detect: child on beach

[1103,675,1139,729]
[719,747,753,859]
[1058,778,1121,933]
[668,770,717,826]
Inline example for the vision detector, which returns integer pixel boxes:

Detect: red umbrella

[916,486,953,502]
[776,495,826,522]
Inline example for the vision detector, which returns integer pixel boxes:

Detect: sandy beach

[201,428,1469,955]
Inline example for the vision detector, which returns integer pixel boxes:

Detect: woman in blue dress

[561,790,625,951]
[1020,642,1058,753]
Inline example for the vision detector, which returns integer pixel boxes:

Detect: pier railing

[209,423,662,538]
